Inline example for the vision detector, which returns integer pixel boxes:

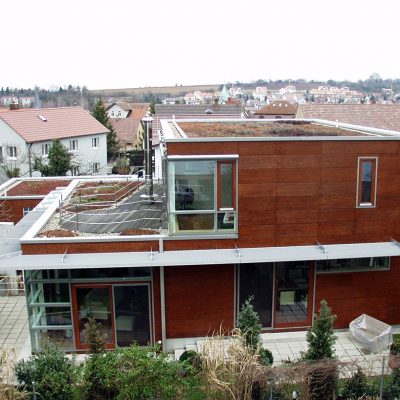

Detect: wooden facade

[18,132,400,349]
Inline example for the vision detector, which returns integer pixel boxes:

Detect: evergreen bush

[15,342,76,400]
[341,367,368,399]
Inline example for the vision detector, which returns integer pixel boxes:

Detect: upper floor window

[357,157,377,207]
[167,158,237,234]
[92,137,99,149]
[117,111,122,117]
[8,146,17,158]
[41,143,50,156]
[69,140,78,152]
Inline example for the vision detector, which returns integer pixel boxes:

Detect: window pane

[71,267,151,279]
[30,306,72,326]
[239,263,274,327]
[43,283,70,303]
[220,163,233,209]
[174,213,214,232]
[172,161,215,211]
[217,211,235,231]
[361,161,373,203]
[317,257,390,273]
[276,262,309,324]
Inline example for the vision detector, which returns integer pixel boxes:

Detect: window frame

[69,140,78,152]
[167,156,238,235]
[23,207,32,216]
[92,162,100,174]
[7,146,17,159]
[356,156,378,208]
[41,143,50,157]
[92,137,99,149]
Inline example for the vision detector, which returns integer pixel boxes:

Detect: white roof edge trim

[2,242,399,271]
[167,154,239,160]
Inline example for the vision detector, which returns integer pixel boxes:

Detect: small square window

[8,146,17,158]
[23,207,32,216]
[69,140,78,152]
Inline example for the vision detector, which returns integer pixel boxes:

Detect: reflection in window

[168,159,237,234]
[317,257,390,273]
[358,158,377,207]
[276,262,309,324]
[239,263,274,328]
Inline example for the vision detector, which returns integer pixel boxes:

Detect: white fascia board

[2,242,399,271]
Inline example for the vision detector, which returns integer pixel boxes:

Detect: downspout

[28,143,33,177]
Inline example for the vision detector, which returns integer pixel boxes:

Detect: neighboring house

[105,103,149,151]
[254,100,298,119]
[2,118,400,354]
[296,103,400,132]
[0,106,109,181]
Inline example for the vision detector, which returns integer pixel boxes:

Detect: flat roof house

[1,118,400,354]
[0,106,109,182]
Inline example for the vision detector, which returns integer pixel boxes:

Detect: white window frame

[41,143,50,157]
[8,146,17,159]
[356,156,378,208]
[23,207,32,216]
[92,137,99,149]
[69,140,78,152]
[92,162,100,174]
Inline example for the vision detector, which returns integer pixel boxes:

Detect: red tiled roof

[255,101,297,115]
[297,104,400,132]
[109,103,149,144]
[0,106,109,143]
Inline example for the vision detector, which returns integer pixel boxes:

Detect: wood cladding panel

[3,199,42,225]
[321,141,399,154]
[277,168,321,183]
[316,257,400,328]
[22,241,159,255]
[165,265,234,338]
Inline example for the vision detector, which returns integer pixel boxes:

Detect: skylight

[38,115,47,122]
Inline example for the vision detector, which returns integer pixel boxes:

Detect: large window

[168,159,237,234]
[357,157,377,207]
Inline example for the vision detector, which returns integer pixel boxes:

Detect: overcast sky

[1,0,399,90]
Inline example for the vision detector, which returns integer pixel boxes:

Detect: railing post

[75,204,79,231]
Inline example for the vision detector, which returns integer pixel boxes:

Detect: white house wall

[107,104,130,119]
[0,118,108,179]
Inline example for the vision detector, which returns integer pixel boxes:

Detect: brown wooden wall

[167,140,400,248]
[315,257,400,328]
[1,199,41,225]
[164,264,235,338]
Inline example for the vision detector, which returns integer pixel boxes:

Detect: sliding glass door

[72,284,151,350]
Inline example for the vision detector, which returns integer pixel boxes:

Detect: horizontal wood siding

[164,264,235,338]
[167,140,400,248]
[2,199,41,224]
[315,257,400,328]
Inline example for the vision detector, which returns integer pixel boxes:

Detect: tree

[34,139,73,176]
[91,100,119,160]
[303,300,336,361]
[302,300,337,400]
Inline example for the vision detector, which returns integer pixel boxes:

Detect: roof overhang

[1,242,399,271]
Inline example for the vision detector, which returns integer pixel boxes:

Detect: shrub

[238,296,261,351]
[15,342,76,400]
[302,300,338,400]
[259,348,274,366]
[179,350,202,371]
[341,367,368,399]
[81,344,202,400]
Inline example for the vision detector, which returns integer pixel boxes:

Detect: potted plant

[389,341,400,369]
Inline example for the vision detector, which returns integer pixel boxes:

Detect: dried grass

[0,348,26,400]
[199,328,269,400]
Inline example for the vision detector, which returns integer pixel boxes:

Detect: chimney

[140,110,158,202]
[10,102,19,111]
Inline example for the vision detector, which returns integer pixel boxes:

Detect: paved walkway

[262,330,395,375]
[0,295,29,360]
